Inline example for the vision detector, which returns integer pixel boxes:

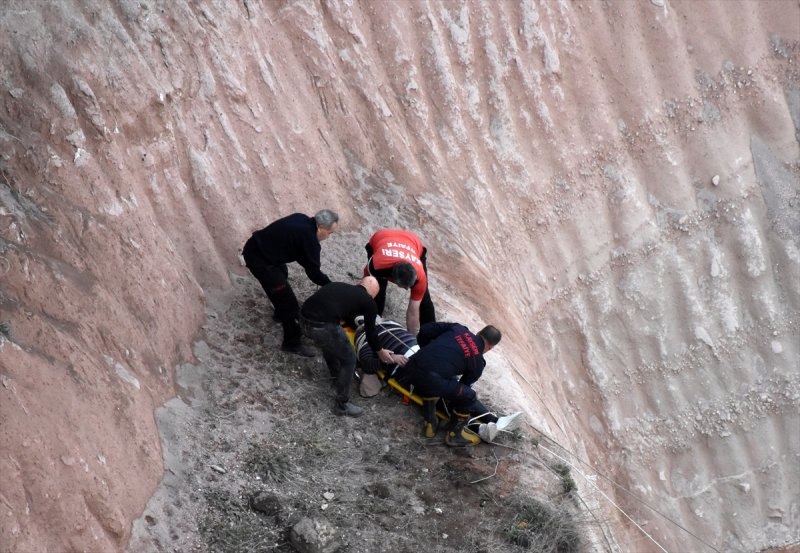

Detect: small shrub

[242,442,292,483]
[0,322,10,340]
[551,463,577,495]
[506,498,582,553]
[199,487,278,553]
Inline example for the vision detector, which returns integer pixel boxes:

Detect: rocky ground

[125,270,599,553]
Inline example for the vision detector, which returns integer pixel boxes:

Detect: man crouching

[299,276,401,417]
[397,321,501,446]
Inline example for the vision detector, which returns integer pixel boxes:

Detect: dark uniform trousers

[243,238,302,348]
[299,317,357,407]
[397,357,486,414]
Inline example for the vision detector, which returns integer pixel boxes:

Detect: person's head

[478,325,501,353]
[358,275,380,298]
[314,209,339,241]
[391,262,417,289]
[354,314,383,329]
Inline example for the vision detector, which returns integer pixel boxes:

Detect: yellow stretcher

[375,368,450,422]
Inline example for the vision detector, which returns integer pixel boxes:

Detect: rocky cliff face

[0,1,797,552]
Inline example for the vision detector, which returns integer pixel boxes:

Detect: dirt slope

[0,1,798,552]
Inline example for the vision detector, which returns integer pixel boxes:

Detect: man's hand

[406,300,422,335]
[457,384,477,401]
[377,348,395,364]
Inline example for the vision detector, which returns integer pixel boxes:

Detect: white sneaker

[478,422,499,443]
[496,412,523,432]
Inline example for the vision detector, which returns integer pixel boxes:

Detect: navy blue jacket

[414,322,486,386]
[249,213,330,286]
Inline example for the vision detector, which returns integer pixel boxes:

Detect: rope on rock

[524,422,722,553]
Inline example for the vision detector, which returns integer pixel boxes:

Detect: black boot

[445,411,480,447]
[422,397,439,439]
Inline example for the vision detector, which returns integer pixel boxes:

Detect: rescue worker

[242,210,338,357]
[396,321,501,446]
[354,318,501,441]
[299,276,401,417]
[363,229,435,335]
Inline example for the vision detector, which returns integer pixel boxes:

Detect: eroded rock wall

[0,1,797,552]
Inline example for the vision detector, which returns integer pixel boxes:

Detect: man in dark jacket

[398,321,501,446]
[242,210,338,356]
[300,276,404,417]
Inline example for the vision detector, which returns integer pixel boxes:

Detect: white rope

[537,441,670,553]
[509,363,570,440]
[527,421,721,553]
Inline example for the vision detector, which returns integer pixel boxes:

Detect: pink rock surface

[0,1,797,552]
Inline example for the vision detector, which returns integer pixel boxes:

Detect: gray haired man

[242,210,338,356]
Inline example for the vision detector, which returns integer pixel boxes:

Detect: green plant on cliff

[506,498,582,553]
[551,462,578,495]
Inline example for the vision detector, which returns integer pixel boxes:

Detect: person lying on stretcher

[353,316,417,377]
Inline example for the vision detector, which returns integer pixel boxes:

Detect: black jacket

[414,322,486,386]
[301,283,381,351]
[250,213,330,286]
